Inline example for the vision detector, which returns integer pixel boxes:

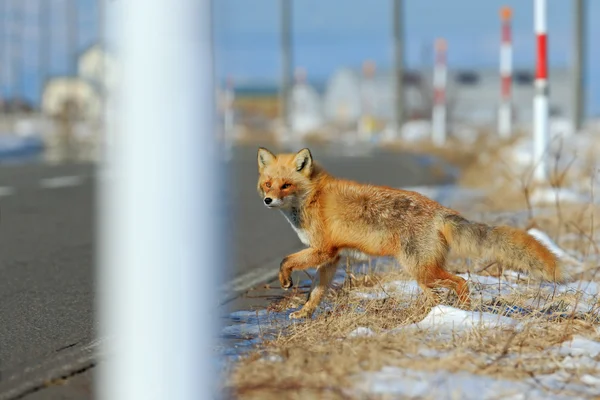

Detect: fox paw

[279,271,293,290]
[289,308,313,320]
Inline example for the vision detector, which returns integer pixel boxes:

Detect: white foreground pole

[223,76,235,161]
[97,0,220,399]
[432,38,447,147]
[498,6,513,138]
[533,0,549,181]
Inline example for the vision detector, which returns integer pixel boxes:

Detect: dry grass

[234,95,280,120]
[222,133,600,399]
[224,215,600,398]
[224,244,600,399]
[384,128,599,214]
[382,127,523,171]
[230,328,598,399]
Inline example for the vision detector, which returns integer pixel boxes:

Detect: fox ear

[294,148,313,174]
[257,147,276,171]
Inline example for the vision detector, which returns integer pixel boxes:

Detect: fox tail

[442,214,562,282]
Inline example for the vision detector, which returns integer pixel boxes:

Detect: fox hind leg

[399,241,471,307]
[417,263,471,307]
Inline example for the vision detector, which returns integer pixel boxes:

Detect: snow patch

[355,365,600,399]
[352,291,389,300]
[354,367,549,399]
[553,280,599,296]
[581,374,600,386]
[348,327,375,338]
[530,188,587,205]
[559,335,600,358]
[560,355,599,370]
[400,119,431,143]
[262,354,284,363]
[390,305,520,334]
[460,273,519,302]
[527,228,582,264]
[352,280,421,300]
[384,280,422,294]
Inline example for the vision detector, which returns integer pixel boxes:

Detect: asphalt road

[0,144,455,399]
[0,162,96,399]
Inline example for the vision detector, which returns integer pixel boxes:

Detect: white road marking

[0,186,15,197]
[39,175,85,189]
[225,263,279,293]
[219,259,283,303]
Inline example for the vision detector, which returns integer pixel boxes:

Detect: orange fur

[257,147,561,319]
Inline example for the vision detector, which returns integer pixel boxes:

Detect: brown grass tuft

[223,133,600,399]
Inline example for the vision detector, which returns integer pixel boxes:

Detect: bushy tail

[442,214,562,282]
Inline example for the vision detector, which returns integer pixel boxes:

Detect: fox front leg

[278,257,294,289]
[278,248,337,290]
[289,261,339,320]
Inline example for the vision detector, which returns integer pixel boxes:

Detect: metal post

[533,0,549,181]
[97,0,220,399]
[13,0,22,101]
[572,0,585,132]
[39,0,49,103]
[498,6,513,139]
[393,0,404,134]
[0,2,3,103]
[432,38,447,147]
[4,0,14,101]
[66,0,78,75]
[223,76,235,160]
[97,0,104,48]
[359,60,376,141]
[280,0,292,141]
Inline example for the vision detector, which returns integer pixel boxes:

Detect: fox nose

[264,197,273,205]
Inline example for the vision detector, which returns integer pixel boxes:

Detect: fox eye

[265,182,271,188]
[281,183,291,189]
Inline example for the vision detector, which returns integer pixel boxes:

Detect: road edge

[0,339,104,400]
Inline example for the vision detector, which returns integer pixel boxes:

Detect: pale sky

[2,0,599,114]
[213,0,598,80]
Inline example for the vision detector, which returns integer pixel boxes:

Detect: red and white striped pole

[498,6,513,138]
[432,38,447,146]
[533,0,549,181]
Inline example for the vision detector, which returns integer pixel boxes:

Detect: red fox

[257,147,561,319]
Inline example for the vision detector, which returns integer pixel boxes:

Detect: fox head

[257,147,314,209]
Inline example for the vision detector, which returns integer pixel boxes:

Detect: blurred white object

[14,118,38,137]
[401,119,431,143]
[78,44,119,93]
[97,1,220,400]
[289,68,323,136]
[41,78,102,120]
[549,117,574,138]
[452,124,479,145]
[323,68,362,126]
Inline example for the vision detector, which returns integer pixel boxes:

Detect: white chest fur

[280,208,311,246]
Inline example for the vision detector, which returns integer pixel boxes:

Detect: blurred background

[0,0,596,162]
[211,0,599,152]
[0,0,105,163]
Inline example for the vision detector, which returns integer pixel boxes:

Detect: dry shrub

[223,132,600,399]
[224,261,600,399]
